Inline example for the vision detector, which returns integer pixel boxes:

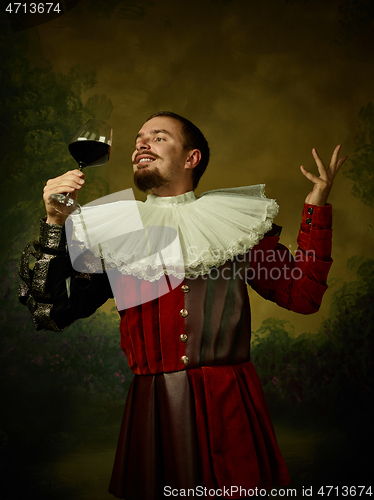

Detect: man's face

[132,116,189,193]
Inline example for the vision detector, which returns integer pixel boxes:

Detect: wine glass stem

[62,163,84,204]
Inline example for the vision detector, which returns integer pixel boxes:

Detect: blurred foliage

[0,14,119,498]
[0,257,130,499]
[0,11,113,259]
[344,102,374,208]
[338,0,374,42]
[84,93,114,121]
[252,257,374,426]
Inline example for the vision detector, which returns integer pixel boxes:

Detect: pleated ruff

[69,186,279,281]
[108,361,290,500]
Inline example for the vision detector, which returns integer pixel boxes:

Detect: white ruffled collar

[69,185,278,281]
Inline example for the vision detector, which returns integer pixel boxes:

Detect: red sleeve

[247,203,333,314]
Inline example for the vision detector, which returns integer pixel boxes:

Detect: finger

[45,174,85,190]
[44,183,83,198]
[328,151,348,182]
[44,184,80,196]
[45,178,84,189]
[59,170,85,182]
[300,165,320,183]
[46,170,85,185]
[329,144,342,169]
[71,168,85,176]
[338,155,348,167]
[311,148,328,178]
[60,168,85,178]
[333,155,348,176]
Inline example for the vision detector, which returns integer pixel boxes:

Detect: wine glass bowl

[48,118,113,214]
[68,118,112,169]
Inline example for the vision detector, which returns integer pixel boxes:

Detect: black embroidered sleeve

[19,218,114,331]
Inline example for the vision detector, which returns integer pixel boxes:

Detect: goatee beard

[134,166,169,192]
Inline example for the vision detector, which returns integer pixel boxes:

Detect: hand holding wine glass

[43,169,85,225]
[46,118,113,220]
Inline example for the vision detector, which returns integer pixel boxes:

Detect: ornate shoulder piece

[18,240,41,304]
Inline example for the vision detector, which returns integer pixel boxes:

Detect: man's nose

[136,139,151,150]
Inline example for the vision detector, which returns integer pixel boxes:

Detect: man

[19,112,346,499]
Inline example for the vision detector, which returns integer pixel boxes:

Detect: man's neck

[149,184,194,197]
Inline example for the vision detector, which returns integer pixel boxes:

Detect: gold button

[180,334,188,343]
[181,355,189,365]
[181,285,190,293]
[179,309,189,318]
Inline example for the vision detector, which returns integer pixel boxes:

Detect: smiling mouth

[137,157,156,165]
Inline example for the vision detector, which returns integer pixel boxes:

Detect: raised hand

[43,169,85,225]
[300,145,348,206]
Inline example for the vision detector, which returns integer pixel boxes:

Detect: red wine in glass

[49,118,113,214]
[69,140,110,168]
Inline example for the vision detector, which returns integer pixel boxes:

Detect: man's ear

[185,149,201,170]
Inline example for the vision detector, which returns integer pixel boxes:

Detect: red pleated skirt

[109,361,290,499]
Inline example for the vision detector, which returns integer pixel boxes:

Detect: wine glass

[48,118,113,214]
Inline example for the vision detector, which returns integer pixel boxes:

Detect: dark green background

[1,0,373,498]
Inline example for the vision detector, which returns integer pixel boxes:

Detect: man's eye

[156,137,164,142]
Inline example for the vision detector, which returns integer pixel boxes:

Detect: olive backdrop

[1,0,373,498]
